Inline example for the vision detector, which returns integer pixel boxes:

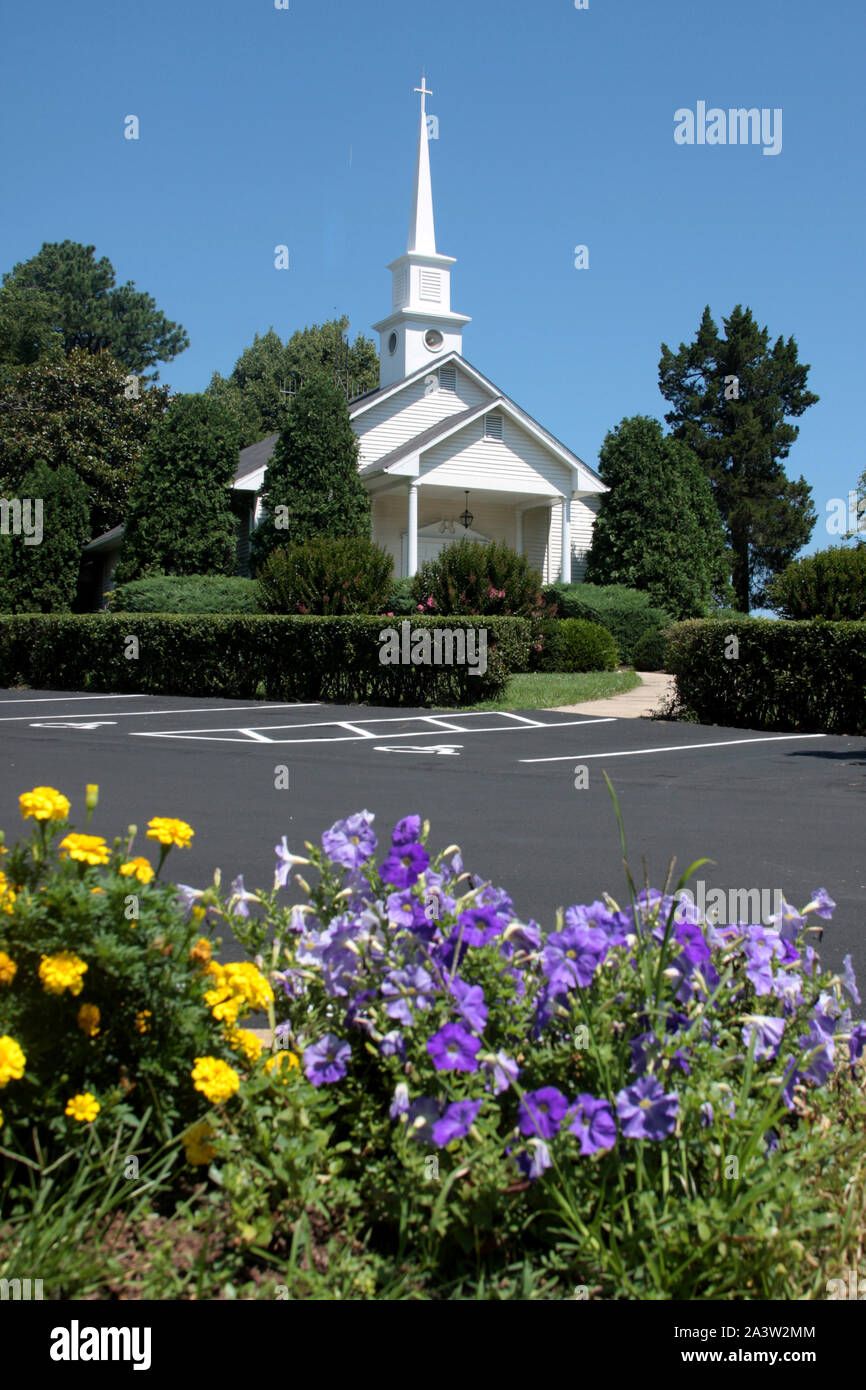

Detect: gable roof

[234,432,279,486]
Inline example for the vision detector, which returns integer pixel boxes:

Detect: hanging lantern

[459,490,474,529]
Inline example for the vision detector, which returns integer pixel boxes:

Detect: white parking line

[520,733,827,764]
[0,694,148,705]
[3,703,321,724]
[130,714,618,746]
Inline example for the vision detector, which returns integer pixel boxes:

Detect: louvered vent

[438,366,457,391]
[392,267,408,307]
[484,413,504,440]
[419,269,441,301]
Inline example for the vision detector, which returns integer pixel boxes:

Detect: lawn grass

[460,668,641,712]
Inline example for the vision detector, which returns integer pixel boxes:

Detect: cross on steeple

[414,74,433,113]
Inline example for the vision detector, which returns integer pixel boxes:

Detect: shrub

[534,617,619,672]
[412,538,544,618]
[664,618,866,734]
[767,545,866,620]
[107,574,259,614]
[631,626,670,671]
[256,536,393,615]
[0,461,90,613]
[385,576,416,617]
[542,582,670,662]
[0,613,530,706]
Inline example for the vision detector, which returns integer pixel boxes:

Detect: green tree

[115,394,241,583]
[250,374,370,569]
[208,317,379,447]
[1,241,189,380]
[0,460,90,612]
[0,350,169,535]
[658,305,818,611]
[584,416,732,618]
[0,284,65,367]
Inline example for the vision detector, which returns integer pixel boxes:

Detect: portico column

[515,508,524,556]
[560,496,572,583]
[407,481,419,577]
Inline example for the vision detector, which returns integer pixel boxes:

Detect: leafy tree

[584,416,732,618]
[767,544,866,620]
[0,349,169,535]
[0,460,90,612]
[1,241,188,380]
[250,374,370,569]
[208,317,379,447]
[115,395,241,583]
[658,305,818,611]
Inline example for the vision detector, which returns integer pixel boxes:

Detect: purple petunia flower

[432,1099,482,1147]
[482,1049,520,1095]
[405,1097,441,1143]
[767,898,806,943]
[615,1076,679,1141]
[700,1101,714,1128]
[742,1015,786,1062]
[274,836,309,890]
[321,810,376,874]
[378,1028,406,1060]
[567,1094,617,1156]
[515,1139,552,1180]
[427,1022,481,1072]
[381,841,430,890]
[304,1033,351,1086]
[381,965,435,1027]
[798,1020,835,1085]
[389,1082,410,1118]
[454,906,506,948]
[448,977,488,1032]
[840,954,861,1007]
[543,924,608,991]
[518,1086,570,1140]
[805,887,836,921]
[744,949,775,996]
[391,815,422,848]
[847,1022,866,1070]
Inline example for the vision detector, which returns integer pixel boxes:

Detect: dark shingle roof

[234,433,279,484]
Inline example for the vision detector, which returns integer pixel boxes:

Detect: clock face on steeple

[424,329,444,351]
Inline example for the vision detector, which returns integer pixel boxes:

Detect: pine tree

[250,374,370,569]
[115,395,240,582]
[585,416,732,618]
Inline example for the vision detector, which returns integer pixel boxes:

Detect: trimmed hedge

[665,618,866,735]
[107,575,259,614]
[534,617,619,673]
[631,626,670,672]
[542,582,669,662]
[0,614,530,706]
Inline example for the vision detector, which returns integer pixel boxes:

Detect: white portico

[233,77,606,581]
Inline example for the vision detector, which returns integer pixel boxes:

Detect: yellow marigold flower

[0,951,17,985]
[59,833,111,867]
[265,1050,300,1084]
[204,961,273,1025]
[39,951,88,996]
[182,1120,217,1166]
[77,1003,101,1037]
[190,1056,240,1105]
[19,786,70,822]
[0,1035,26,1088]
[120,856,154,885]
[65,1092,100,1123]
[189,936,212,967]
[89,887,105,895]
[85,784,99,812]
[135,1009,152,1034]
[0,870,15,914]
[146,817,194,850]
[226,1027,264,1064]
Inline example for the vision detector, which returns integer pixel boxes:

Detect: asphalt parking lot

[0,689,864,983]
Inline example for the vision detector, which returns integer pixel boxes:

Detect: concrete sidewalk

[547,670,675,719]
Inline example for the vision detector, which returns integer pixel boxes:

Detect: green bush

[767,544,866,620]
[665,617,866,734]
[542,582,669,662]
[631,626,670,671]
[385,576,416,616]
[107,574,259,614]
[534,617,619,672]
[413,538,544,618]
[256,536,393,615]
[0,613,530,706]
[0,461,90,613]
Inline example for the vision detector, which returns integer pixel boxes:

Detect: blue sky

[2,0,863,555]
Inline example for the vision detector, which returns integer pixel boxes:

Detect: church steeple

[408,76,436,255]
[372,76,471,388]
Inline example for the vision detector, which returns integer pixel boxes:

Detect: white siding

[354,366,489,465]
[419,414,573,497]
[570,495,598,580]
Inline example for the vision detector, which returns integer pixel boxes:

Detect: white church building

[233,79,606,583]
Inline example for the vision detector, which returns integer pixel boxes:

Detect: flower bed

[1,786,865,1299]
